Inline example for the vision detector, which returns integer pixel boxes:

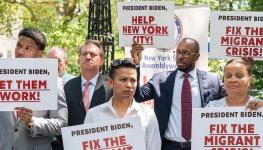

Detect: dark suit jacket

[64,74,112,126]
[134,69,226,140]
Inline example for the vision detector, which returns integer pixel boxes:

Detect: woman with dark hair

[206,57,262,109]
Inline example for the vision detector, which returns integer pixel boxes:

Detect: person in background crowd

[84,58,161,150]
[131,37,226,150]
[0,28,67,150]
[47,47,75,84]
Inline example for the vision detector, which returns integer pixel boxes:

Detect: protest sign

[192,107,263,150]
[118,1,175,48]
[210,11,263,60]
[0,58,58,111]
[62,116,146,150]
[125,6,210,107]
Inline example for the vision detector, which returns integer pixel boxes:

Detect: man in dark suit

[65,39,112,126]
[131,37,226,150]
[52,40,112,150]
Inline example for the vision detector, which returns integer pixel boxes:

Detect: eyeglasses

[174,50,198,57]
[111,58,134,67]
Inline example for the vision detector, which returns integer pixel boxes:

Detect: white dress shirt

[164,69,202,142]
[84,98,161,150]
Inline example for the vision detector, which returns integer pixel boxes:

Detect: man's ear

[37,50,44,58]
[100,57,104,66]
[107,78,113,89]
[195,53,200,61]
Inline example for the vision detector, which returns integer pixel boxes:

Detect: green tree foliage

[0,1,19,35]
[249,0,263,11]
[0,0,89,76]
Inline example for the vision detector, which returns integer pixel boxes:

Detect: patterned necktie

[181,73,192,141]
[83,81,90,112]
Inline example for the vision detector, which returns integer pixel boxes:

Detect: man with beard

[131,37,226,150]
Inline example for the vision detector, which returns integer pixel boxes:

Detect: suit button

[15,128,18,132]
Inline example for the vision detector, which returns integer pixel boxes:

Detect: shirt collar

[81,73,99,86]
[105,97,140,116]
[177,68,197,79]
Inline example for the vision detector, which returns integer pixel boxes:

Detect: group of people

[0,28,262,150]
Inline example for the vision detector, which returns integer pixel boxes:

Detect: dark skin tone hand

[130,42,144,65]
[246,100,263,111]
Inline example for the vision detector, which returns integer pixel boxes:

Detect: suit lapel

[90,74,104,108]
[197,69,207,107]
[11,112,18,125]
[166,70,177,109]
[75,76,85,109]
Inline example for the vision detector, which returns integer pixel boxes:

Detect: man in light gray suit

[0,28,68,150]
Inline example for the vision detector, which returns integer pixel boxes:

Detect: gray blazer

[135,69,226,140]
[0,78,68,150]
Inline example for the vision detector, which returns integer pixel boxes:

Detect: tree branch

[33,0,65,15]
[3,0,79,26]
[3,0,37,21]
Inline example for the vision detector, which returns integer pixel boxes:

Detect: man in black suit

[54,40,112,150]
[65,39,112,126]
[131,38,226,150]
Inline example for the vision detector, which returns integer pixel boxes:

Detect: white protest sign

[118,1,175,48]
[62,116,146,150]
[192,107,263,150]
[0,58,58,111]
[210,11,263,60]
[125,6,210,108]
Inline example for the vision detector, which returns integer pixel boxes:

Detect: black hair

[108,59,136,80]
[224,57,254,76]
[18,28,46,50]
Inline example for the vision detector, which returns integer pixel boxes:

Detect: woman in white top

[206,57,262,109]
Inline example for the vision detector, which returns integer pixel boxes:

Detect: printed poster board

[62,116,146,150]
[0,58,58,110]
[118,1,175,48]
[210,11,263,60]
[192,107,263,149]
